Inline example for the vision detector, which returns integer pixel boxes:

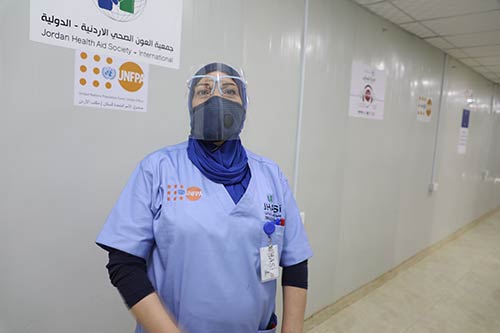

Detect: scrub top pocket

[258,312,278,333]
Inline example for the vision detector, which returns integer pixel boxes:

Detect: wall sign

[348,62,387,120]
[417,96,432,122]
[74,50,149,112]
[30,0,183,69]
[457,109,470,155]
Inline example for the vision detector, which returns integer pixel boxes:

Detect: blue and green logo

[95,0,147,22]
[98,0,135,14]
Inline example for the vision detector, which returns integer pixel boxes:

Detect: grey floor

[307,210,500,333]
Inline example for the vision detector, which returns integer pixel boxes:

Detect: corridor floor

[306,210,500,333]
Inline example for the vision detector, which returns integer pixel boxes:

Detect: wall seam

[429,53,449,193]
[293,0,309,197]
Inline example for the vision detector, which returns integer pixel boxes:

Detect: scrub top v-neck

[96,141,313,333]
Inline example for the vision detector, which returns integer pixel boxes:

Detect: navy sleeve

[281,260,308,289]
[279,169,313,267]
[99,244,155,309]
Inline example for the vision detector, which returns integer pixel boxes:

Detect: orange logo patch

[118,61,144,92]
[186,187,202,201]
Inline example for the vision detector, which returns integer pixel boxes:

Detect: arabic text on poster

[30,0,183,69]
[348,62,387,120]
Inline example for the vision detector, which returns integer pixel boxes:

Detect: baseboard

[304,205,500,331]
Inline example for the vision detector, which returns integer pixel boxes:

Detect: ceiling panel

[475,66,495,74]
[355,0,385,5]
[483,73,499,80]
[353,0,500,84]
[392,0,500,21]
[366,2,413,24]
[423,37,455,50]
[484,64,500,72]
[461,45,500,58]
[484,75,500,84]
[476,56,500,66]
[445,30,500,48]
[459,58,483,67]
[423,11,500,36]
[399,22,436,38]
[446,48,469,59]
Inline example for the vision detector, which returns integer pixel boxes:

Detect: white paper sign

[348,62,387,120]
[74,50,149,112]
[457,109,471,155]
[417,96,433,122]
[30,0,183,69]
[457,128,468,154]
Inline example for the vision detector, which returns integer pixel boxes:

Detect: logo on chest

[263,193,282,220]
[186,187,202,201]
[166,184,202,202]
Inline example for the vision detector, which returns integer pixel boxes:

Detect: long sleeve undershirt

[100,245,308,309]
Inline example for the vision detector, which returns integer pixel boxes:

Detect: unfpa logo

[186,187,202,201]
[95,0,147,22]
[166,185,202,202]
[77,52,144,93]
[118,62,144,92]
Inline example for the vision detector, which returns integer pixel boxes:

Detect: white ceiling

[353,0,500,84]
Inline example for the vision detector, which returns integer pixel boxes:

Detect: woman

[96,62,313,333]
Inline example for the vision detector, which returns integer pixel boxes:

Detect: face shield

[187,63,248,141]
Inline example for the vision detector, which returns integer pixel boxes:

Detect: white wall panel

[431,60,499,242]
[490,87,500,179]
[299,0,445,314]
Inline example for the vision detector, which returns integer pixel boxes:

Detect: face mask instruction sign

[30,0,183,69]
[457,109,470,155]
[348,62,387,120]
[74,50,149,112]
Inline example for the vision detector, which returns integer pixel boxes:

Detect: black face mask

[190,96,246,141]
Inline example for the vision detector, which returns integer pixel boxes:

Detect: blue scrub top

[96,141,313,333]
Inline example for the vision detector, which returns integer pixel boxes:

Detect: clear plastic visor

[188,74,246,107]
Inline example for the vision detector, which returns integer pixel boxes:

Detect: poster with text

[457,109,470,155]
[348,62,387,120]
[30,0,183,69]
[417,96,432,122]
[74,50,149,112]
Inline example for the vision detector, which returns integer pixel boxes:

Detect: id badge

[260,244,279,282]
